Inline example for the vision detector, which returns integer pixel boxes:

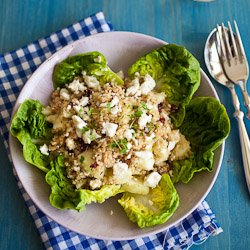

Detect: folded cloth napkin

[0,11,223,250]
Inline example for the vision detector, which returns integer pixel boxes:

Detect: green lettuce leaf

[118,174,179,228]
[53,51,124,89]
[10,99,52,173]
[46,156,124,212]
[171,97,230,183]
[128,44,200,127]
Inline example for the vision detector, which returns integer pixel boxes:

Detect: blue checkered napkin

[0,11,223,250]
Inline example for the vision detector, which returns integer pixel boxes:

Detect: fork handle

[242,90,250,120]
[236,80,250,121]
[230,85,250,192]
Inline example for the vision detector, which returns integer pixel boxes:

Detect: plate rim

[9,31,224,240]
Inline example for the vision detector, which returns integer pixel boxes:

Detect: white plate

[9,31,224,240]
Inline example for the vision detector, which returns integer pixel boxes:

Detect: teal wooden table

[1,0,250,249]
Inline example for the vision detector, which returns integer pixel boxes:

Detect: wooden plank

[0,0,250,249]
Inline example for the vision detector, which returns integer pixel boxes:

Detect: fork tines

[217,20,246,66]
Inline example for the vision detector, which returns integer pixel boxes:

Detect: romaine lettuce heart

[46,156,124,211]
[128,44,201,128]
[118,174,179,228]
[10,99,52,172]
[52,51,124,89]
[170,97,230,183]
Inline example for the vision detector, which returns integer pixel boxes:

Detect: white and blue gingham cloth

[0,11,223,250]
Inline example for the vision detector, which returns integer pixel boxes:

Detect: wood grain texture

[0,0,250,249]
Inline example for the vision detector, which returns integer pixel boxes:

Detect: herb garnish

[80,156,85,163]
[148,123,155,131]
[90,131,96,141]
[141,101,149,112]
[134,110,143,117]
[81,127,89,134]
[119,115,124,125]
[87,107,94,116]
[89,123,96,129]
[107,103,111,112]
[110,138,128,154]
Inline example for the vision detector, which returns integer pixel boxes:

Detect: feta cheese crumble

[144,172,162,188]
[72,115,87,130]
[113,161,129,176]
[68,79,86,94]
[60,88,70,100]
[83,75,100,90]
[102,122,118,137]
[138,113,152,128]
[40,144,49,156]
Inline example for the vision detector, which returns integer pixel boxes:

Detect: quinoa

[41,72,193,190]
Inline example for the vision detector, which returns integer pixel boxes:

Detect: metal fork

[219,20,250,120]
[216,23,250,193]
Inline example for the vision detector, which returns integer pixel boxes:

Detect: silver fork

[219,20,250,120]
[215,23,250,193]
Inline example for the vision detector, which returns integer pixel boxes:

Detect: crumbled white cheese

[110,96,119,107]
[42,106,52,116]
[90,179,102,189]
[140,74,156,95]
[132,137,138,146]
[53,117,63,131]
[83,75,100,90]
[168,141,176,151]
[160,148,167,154]
[82,129,92,144]
[113,161,129,176]
[146,132,155,141]
[147,103,153,109]
[79,96,89,107]
[72,115,87,130]
[73,166,80,171]
[68,79,86,94]
[124,129,135,141]
[92,129,101,140]
[138,113,152,128]
[73,105,82,113]
[99,102,107,108]
[111,105,122,115]
[127,142,132,150]
[134,151,153,159]
[127,154,132,159]
[134,151,155,170]
[154,92,166,103]
[40,144,49,156]
[60,88,70,100]
[126,78,140,96]
[102,122,118,137]
[144,172,162,188]
[79,107,90,121]
[65,138,75,150]
[94,55,102,63]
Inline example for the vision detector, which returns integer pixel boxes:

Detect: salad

[10,44,230,228]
